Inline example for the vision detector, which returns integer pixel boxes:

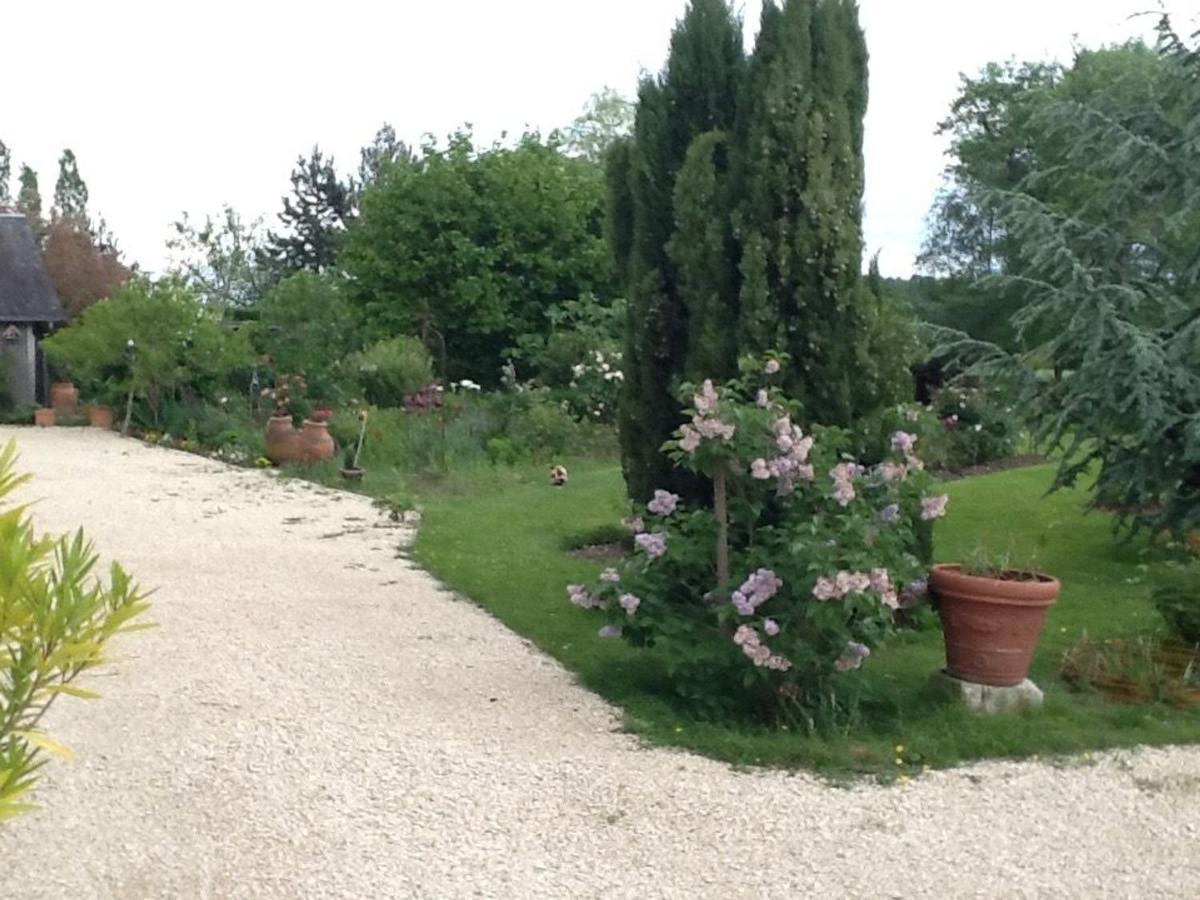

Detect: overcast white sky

[2,0,1195,276]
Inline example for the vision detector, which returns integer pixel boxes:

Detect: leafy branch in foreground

[0,441,150,820]
[937,17,1200,538]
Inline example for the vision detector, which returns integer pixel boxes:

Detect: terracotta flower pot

[34,408,56,428]
[50,382,79,416]
[930,563,1060,687]
[299,419,335,463]
[265,415,301,465]
[87,405,114,429]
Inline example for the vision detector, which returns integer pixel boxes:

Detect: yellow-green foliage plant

[0,441,149,819]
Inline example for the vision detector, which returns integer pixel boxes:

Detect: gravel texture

[2,426,1199,899]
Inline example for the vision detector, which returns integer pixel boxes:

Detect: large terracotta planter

[87,405,114,429]
[50,382,79,416]
[299,419,335,463]
[34,408,56,427]
[265,416,302,465]
[930,563,1060,687]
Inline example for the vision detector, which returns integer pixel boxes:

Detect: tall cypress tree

[612,0,908,503]
[17,165,44,239]
[53,149,89,222]
[610,0,746,502]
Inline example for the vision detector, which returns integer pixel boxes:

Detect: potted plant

[49,376,79,417]
[34,408,56,428]
[930,545,1060,687]
[340,411,368,481]
[265,385,301,465]
[299,406,335,463]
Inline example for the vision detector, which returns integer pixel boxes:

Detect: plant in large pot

[930,545,1060,687]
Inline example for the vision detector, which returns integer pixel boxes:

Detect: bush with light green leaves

[0,442,149,820]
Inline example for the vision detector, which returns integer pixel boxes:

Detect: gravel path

[1,427,1198,899]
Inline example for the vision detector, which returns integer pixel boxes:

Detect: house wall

[0,324,37,407]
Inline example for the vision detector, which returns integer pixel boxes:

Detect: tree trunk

[714,460,730,590]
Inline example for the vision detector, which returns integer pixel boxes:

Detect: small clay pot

[299,419,335,463]
[87,405,114,429]
[34,408,56,428]
[50,382,79,416]
[265,415,301,465]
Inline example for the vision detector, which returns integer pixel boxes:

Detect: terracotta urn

[265,415,301,465]
[930,563,1060,687]
[34,408,56,428]
[299,419,335,463]
[50,382,79,416]
[87,405,114,429]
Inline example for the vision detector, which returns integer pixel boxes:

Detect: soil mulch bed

[935,454,1046,483]
[568,542,627,564]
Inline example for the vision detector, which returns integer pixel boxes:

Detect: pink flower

[891,431,918,454]
[600,568,621,583]
[622,516,645,534]
[791,434,814,464]
[835,570,872,596]
[678,424,701,454]
[870,568,892,593]
[764,618,780,637]
[881,589,900,610]
[567,584,600,609]
[765,359,781,375]
[756,389,770,408]
[733,625,758,646]
[812,577,839,602]
[635,531,668,560]
[695,417,736,440]
[879,503,900,524]
[619,593,641,616]
[835,642,871,672]
[598,625,623,639]
[921,494,949,521]
[734,568,783,613]
[878,462,907,483]
[694,380,719,415]
[647,489,681,517]
[833,481,856,507]
[751,458,771,480]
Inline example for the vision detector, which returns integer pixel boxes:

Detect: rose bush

[567,357,947,728]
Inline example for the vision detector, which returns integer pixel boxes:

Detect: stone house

[0,212,66,407]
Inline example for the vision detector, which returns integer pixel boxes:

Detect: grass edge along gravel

[326,458,1200,778]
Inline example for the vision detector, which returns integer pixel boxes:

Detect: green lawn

[404,459,1199,777]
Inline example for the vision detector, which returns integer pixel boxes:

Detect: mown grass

[400,458,1200,778]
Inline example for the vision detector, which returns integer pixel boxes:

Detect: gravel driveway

[1,427,1198,899]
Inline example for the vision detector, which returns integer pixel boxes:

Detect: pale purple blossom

[835,642,871,672]
[598,625,623,639]
[756,389,770,408]
[877,461,907,483]
[733,624,792,671]
[648,489,681,517]
[731,568,783,615]
[921,494,949,521]
[870,568,892,594]
[567,584,601,610]
[635,531,668,560]
[619,593,641,616]
[694,379,719,415]
[678,424,701,454]
[879,503,901,524]
[600,568,621,583]
[695,417,736,440]
[622,516,645,534]
[751,458,772,480]
[835,570,872,596]
[764,618,780,637]
[891,431,918,454]
[812,577,839,602]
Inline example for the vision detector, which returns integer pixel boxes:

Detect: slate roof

[0,213,65,322]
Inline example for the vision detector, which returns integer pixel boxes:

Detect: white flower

[974,423,983,432]
[572,364,586,378]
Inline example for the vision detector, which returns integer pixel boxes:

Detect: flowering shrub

[567,357,946,727]
[930,384,1021,468]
